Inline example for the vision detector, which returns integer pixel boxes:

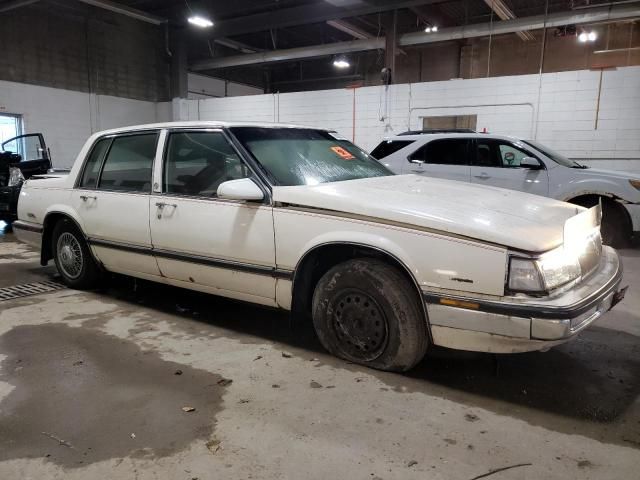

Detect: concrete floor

[0,221,638,480]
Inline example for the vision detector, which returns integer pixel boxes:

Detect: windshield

[522,140,582,168]
[229,127,393,186]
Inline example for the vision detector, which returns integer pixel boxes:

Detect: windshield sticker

[330,146,355,160]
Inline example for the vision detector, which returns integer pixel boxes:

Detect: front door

[71,131,161,277]
[470,138,549,196]
[149,129,277,305]
[2,133,52,178]
[403,138,472,183]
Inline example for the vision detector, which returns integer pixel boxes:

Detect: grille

[0,280,66,301]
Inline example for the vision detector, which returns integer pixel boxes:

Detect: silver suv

[370,129,640,247]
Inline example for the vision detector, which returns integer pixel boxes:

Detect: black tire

[601,201,630,248]
[312,258,428,372]
[52,218,101,289]
[571,197,630,248]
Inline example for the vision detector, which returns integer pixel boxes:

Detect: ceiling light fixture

[333,56,350,68]
[578,30,597,42]
[188,15,214,28]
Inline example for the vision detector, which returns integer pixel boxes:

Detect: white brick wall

[188,66,640,172]
[0,80,171,168]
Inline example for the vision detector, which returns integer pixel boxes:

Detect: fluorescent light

[333,58,350,68]
[588,31,597,41]
[188,15,214,28]
[578,32,588,42]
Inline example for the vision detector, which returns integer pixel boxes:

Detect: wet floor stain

[0,323,226,468]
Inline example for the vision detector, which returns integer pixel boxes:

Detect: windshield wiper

[571,161,589,169]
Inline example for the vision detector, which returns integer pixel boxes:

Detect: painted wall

[187,74,263,99]
[0,80,171,168]
[177,66,640,172]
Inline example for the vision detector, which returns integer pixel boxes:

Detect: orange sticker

[330,146,355,160]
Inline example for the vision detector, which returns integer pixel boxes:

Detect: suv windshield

[230,127,392,186]
[522,140,584,168]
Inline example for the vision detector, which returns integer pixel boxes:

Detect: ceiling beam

[483,0,535,41]
[214,38,262,54]
[0,0,39,13]
[326,19,372,39]
[207,0,447,38]
[75,0,165,25]
[190,3,640,70]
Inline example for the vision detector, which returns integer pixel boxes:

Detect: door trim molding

[88,237,292,280]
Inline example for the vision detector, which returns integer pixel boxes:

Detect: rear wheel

[312,258,428,372]
[52,218,100,289]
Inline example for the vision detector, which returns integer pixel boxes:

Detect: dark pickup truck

[0,133,51,224]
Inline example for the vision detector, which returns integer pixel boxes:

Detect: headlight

[8,167,25,187]
[630,179,640,191]
[537,246,581,290]
[509,233,598,293]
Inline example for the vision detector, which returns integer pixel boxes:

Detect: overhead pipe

[190,3,640,71]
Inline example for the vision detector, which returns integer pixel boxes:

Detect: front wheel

[52,219,101,289]
[312,259,428,372]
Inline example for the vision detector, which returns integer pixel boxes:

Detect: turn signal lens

[630,179,640,191]
[508,258,544,292]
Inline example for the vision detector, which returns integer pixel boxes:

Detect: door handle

[474,173,490,180]
[80,195,97,201]
[155,202,177,219]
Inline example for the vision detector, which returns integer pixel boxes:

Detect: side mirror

[520,157,542,170]
[217,178,264,201]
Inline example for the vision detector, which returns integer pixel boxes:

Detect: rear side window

[98,133,158,193]
[79,138,111,188]
[410,139,470,165]
[370,140,415,159]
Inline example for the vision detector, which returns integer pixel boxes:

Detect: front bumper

[424,246,625,353]
[0,185,20,221]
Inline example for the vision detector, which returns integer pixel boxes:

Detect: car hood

[273,175,582,252]
[573,167,640,181]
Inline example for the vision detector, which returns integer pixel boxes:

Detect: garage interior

[1,0,640,478]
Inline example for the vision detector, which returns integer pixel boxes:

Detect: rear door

[470,138,549,196]
[1,133,51,178]
[71,131,161,277]
[403,138,472,183]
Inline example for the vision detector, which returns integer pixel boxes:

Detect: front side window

[497,143,532,168]
[98,133,158,193]
[164,131,249,197]
[229,127,392,187]
[474,139,538,168]
[410,138,470,165]
[2,134,46,162]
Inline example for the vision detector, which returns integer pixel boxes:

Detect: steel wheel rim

[57,232,83,280]
[328,288,389,362]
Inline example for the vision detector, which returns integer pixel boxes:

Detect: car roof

[95,121,332,136]
[380,132,525,142]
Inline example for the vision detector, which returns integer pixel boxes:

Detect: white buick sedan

[13,122,626,371]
